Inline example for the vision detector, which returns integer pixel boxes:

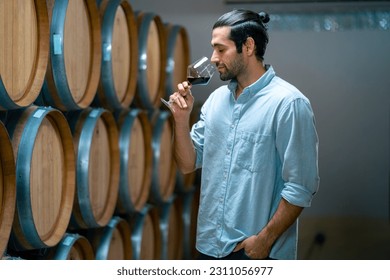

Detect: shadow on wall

[298,217,390,260]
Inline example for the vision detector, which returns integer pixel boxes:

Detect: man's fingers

[177,82,192,97]
[233,241,244,252]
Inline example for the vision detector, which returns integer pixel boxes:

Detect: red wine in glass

[161,56,215,110]
[187,76,211,85]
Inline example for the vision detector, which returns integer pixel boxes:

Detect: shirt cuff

[281,182,316,208]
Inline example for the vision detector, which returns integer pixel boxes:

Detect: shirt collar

[228,64,275,99]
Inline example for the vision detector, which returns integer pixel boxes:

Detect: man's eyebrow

[211,43,225,48]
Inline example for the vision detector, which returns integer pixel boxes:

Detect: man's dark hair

[213,10,270,61]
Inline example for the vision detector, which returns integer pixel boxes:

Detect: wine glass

[161,56,215,110]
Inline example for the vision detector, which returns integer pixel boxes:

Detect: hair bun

[258,12,270,24]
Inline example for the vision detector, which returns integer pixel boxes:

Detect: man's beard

[220,70,234,81]
[218,54,245,81]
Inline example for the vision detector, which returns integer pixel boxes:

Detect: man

[167,9,319,260]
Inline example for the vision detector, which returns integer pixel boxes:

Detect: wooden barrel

[179,186,200,259]
[49,233,94,260]
[149,110,176,204]
[136,12,166,110]
[158,195,184,260]
[0,0,49,110]
[93,0,138,110]
[164,24,190,99]
[5,106,75,250]
[86,216,132,260]
[130,204,161,260]
[0,121,16,256]
[115,109,152,214]
[38,0,101,111]
[67,108,120,229]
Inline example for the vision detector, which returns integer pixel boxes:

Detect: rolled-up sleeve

[276,98,320,207]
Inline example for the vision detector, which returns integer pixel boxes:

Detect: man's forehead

[211,26,232,46]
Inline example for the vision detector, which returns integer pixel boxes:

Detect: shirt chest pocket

[235,131,272,173]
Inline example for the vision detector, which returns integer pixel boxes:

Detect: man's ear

[244,37,255,56]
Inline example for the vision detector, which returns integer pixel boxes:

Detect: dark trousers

[197,249,251,260]
[197,249,275,260]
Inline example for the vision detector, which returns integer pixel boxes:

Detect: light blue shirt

[190,65,319,259]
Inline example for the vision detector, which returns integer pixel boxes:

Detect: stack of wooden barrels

[0,0,200,260]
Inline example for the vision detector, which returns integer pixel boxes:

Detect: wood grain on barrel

[0,0,49,108]
[64,0,91,103]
